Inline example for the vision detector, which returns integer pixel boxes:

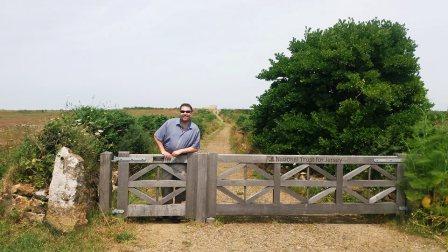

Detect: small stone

[33,189,48,201]
[11,183,35,197]
[12,195,32,212]
[206,217,215,224]
[29,198,46,214]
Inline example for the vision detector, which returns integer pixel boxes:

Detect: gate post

[99,151,113,213]
[186,153,198,219]
[396,154,406,214]
[117,151,130,216]
[206,153,218,218]
[195,153,208,221]
[336,164,343,208]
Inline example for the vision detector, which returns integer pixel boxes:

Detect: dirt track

[112,122,445,251]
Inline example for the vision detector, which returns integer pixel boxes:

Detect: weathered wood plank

[246,187,273,204]
[218,154,402,164]
[308,188,336,204]
[343,187,369,204]
[217,179,274,187]
[369,187,396,204]
[281,187,308,203]
[185,153,198,218]
[310,164,336,180]
[345,180,395,187]
[281,180,336,187]
[371,165,396,180]
[127,154,155,163]
[336,164,343,205]
[117,151,130,215]
[343,165,370,180]
[215,202,397,215]
[396,160,406,211]
[99,151,113,213]
[129,180,186,188]
[159,188,186,205]
[128,164,158,181]
[127,204,185,217]
[218,163,246,179]
[218,154,268,163]
[281,164,309,180]
[217,187,245,204]
[129,188,157,205]
[273,164,281,204]
[207,153,218,217]
[246,164,274,180]
[158,163,186,180]
[195,153,208,221]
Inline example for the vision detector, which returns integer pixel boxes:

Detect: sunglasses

[180,110,192,114]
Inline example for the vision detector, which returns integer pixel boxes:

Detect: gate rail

[99,152,406,221]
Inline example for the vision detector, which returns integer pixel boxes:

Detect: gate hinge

[398,206,408,211]
[112,209,125,215]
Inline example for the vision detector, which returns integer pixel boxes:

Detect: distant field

[124,107,179,117]
[0,110,63,147]
[0,108,181,148]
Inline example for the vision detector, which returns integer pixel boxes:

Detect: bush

[117,124,154,154]
[9,106,156,189]
[137,114,169,133]
[404,113,448,233]
[12,117,102,189]
[252,19,431,155]
[73,107,136,153]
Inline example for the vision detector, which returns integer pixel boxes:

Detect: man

[154,103,200,204]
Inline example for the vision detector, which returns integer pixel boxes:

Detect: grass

[0,212,138,251]
[115,231,136,243]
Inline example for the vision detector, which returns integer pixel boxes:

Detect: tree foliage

[252,19,431,155]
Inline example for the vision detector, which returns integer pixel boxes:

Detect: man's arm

[154,134,173,159]
[171,146,198,157]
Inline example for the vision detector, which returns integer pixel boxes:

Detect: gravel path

[111,121,445,251]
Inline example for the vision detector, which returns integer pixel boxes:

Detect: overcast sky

[0,0,447,110]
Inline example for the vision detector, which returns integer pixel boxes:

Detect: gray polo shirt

[154,118,200,153]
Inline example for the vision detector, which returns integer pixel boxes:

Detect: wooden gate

[208,154,405,217]
[99,152,406,221]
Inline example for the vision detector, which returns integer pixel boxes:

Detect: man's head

[179,103,193,123]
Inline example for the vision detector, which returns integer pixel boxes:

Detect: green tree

[252,19,431,155]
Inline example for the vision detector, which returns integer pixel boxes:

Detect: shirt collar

[176,118,192,130]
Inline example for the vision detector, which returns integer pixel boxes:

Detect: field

[0,110,63,147]
[0,108,184,149]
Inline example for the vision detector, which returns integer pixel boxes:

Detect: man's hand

[171,149,183,157]
[162,150,173,160]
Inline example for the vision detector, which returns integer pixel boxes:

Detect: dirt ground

[112,121,446,251]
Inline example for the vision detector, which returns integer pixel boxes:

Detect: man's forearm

[176,146,198,155]
[154,135,167,153]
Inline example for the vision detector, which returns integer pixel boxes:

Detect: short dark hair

[179,103,193,112]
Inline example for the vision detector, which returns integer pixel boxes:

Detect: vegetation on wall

[3,106,218,189]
